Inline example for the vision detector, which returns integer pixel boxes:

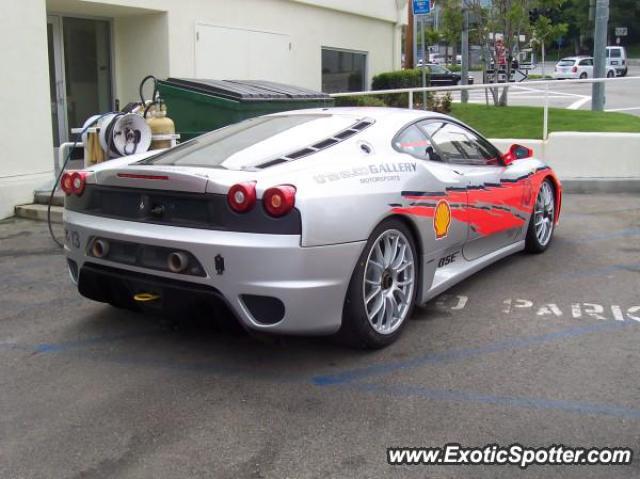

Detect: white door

[195,23,293,83]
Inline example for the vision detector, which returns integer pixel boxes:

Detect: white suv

[606,46,628,77]
[553,56,616,80]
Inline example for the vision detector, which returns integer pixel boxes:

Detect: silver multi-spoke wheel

[534,181,555,247]
[362,229,415,335]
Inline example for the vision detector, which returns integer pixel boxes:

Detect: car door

[392,123,469,262]
[417,120,527,261]
[580,58,593,78]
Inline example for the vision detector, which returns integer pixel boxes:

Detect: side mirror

[426,146,442,162]
[501,144,533,165]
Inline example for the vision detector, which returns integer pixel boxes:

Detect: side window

[580,59,593,66]
[393,125,430,160]
[418,121,500,166]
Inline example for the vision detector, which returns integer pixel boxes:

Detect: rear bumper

[63,210,365,335]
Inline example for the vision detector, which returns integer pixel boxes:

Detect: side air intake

[255,118,374,168]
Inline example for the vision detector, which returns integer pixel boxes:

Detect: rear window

[608,48,622,58]
[557,59,576,66]
[139,114,360,170]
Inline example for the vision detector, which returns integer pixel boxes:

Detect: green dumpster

[157,78,334,141]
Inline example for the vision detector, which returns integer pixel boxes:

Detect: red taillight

[572,66,578,73]
[61,172,74,195]
[71,171,88,195]
[60,170,88,196]
[263,185,296,217]
[227,182,257,213]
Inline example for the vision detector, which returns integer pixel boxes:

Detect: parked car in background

[426,63,474,86]
[429,53,446,64]
[606,46,628,77]
[553,56,616,79]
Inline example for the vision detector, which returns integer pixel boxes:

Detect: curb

[561,178,640,194]
[15,204,63,223]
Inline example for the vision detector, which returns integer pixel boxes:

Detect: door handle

[452,169,464,176]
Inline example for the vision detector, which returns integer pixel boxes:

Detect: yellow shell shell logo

[434,200,451,239]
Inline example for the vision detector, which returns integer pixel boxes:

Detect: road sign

[615,27,628,37]
[413,0,431,15]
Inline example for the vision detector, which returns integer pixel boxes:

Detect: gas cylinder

[146,99,176,150]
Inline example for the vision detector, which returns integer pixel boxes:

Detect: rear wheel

[622,68,628,77]
[579,72,588,79]
[339,219,418,349]
[607,70,615,78]
[525,179,556,253]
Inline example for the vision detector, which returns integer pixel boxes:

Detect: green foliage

[334,95,387,107]
[451,103,640,139]
[371,69,425,90]
[429,93,453,114]
[371,69,430,107]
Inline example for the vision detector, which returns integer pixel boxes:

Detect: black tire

[338,218,418,349]
[579,72,588,79]
[525,179,556,254]
[607,70,615,78]
[622,68,628,77]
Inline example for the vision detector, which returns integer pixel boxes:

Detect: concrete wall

[113,13,170,105]
[0,0,54,219]
[491,132,640,191]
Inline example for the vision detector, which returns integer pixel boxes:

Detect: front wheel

[339,219,418,349]
[525,179,556,253]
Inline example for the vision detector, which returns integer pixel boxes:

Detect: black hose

[47,112,117,248]
[139,75,158,106]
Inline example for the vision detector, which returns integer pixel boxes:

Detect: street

[459,64,640,115]
[1,193,639,478]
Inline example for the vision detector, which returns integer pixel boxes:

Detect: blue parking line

[34,329,159,353]
[350,382,640,420]
[312,321,627,386]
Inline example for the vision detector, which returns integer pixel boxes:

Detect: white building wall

[0,0,403,219]
[0,0,54,219]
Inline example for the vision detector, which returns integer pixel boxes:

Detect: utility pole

[406,0,415,69]
[461,7,469,104]
[592,0,609,111]
[421,15,428,109]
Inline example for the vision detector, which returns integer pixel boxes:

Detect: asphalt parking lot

[1,193,639,478]
[458,64,640,114]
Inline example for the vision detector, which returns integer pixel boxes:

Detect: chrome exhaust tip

[91,239,110,258]
[167,251,189,273]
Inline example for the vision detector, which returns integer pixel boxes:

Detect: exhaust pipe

[167,251,189,273]
[91,239,110,258]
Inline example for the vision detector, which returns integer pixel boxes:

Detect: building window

[321,48,367,93]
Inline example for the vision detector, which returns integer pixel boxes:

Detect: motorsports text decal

[314,162,416,184]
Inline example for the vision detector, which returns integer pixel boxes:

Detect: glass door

[47,16,66,147]
[46,15,113,146]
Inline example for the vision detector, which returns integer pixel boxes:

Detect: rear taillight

[61,170,88,196]
[263,185,296,217]
[572,66,578,73]
[227,182,257,213]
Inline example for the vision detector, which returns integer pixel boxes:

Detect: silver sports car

[62,107,562,348]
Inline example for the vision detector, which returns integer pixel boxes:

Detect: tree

[440,0,464,63]
[439,0,567,106]
[531,14,568,76]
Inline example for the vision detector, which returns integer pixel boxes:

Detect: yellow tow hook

[133,292,160,303]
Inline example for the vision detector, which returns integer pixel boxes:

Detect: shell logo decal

[434,200,452,239]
